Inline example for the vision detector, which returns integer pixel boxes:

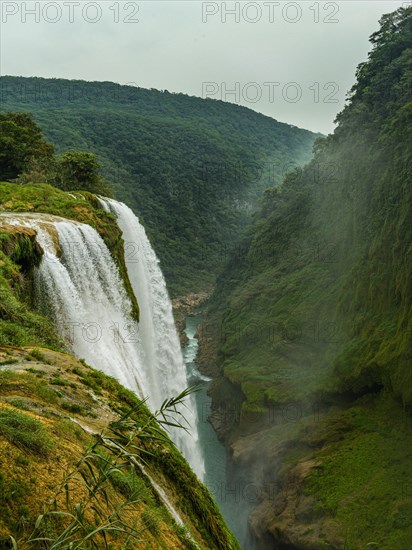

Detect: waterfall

[99,199,205,479]
[2,214,148,395]
[1,209,205,479]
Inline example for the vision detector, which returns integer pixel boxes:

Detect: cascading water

[99,199,205,479]
[1,208,205,480]
[2,214,148,395]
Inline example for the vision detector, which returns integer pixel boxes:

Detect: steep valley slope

[198,7,412,549]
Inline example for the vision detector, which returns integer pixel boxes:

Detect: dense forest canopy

[0,113,54,181]
[0,113,111,195]
[0,76,318,295]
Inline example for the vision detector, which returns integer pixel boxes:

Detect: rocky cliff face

[172,292,210,347]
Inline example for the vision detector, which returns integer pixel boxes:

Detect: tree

[0,113,54,181]
[55,150,112,195]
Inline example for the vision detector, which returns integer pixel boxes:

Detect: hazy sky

[0,1,407,133]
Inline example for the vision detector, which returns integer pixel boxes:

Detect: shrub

[61,402,84,414]
[27,349,47,362]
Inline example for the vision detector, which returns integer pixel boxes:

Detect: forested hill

[206,4,411,415]
[200,7,412,547]
[0,76,318,295]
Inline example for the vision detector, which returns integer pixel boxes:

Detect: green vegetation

[56,150,112,196]
[108,467,154,504]
[0,244,62,348]
[303,394,412,548]
[0,473,31,539]
[0,113,54,182]
[0,5,408,547]
[0,77,318,295]
[26,349,47,363]
[10,395,188,549]
[0,228,42,275]
[0,225,56,347]
[202,6,412,547]
[0,112,111,196]
[206,5,412,414]
[60,401,85,414]
[0,409,52,457]
[0,369,60,405]
[0,349,241,549]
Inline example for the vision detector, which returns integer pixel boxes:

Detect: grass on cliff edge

[0,409,53,457]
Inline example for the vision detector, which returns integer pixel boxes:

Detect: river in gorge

[183,314,254,550]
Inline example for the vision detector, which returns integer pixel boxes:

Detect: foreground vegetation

[0,348,240,549]
[200,7,412,547]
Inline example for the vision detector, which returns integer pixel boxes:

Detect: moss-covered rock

[0,225,43,274]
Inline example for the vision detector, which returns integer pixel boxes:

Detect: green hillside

[200,7,412,547]
[0,76,318,296]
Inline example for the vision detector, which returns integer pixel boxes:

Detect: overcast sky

[0,1,407,133]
